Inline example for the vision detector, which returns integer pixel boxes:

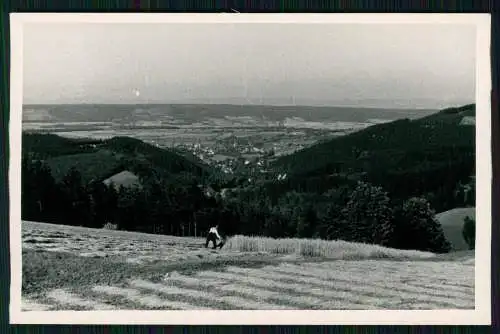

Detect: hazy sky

[23,22,476,108]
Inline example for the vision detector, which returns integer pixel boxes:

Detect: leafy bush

[103,222,118,230]
[462,216,476,250]
[343,181,395,246]
[393,197,451,253]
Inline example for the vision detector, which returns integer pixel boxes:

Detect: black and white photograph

[9,13,491,325]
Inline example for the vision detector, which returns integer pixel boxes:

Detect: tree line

[23,155,454,253]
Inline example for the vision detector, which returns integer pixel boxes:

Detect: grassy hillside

[22,221,474,311]
[436,207,476,251]
[271,104,475,210]
[22,132,215,184]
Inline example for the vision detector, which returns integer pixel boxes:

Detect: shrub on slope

[462,216,476,250]
[341,181,394,246]
[393,197,451,254]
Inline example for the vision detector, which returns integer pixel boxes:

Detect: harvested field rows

[21,221,248,265]
[21,221,475,311]
[22,260,474,311]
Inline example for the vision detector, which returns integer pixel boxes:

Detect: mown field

[21,221,475,311]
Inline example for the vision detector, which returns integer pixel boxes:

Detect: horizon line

[20,101,475,111]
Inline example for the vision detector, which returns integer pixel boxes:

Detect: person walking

[205,224,222,249]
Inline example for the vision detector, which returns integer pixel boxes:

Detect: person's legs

[206,232,216,248]
[205,233,213,248]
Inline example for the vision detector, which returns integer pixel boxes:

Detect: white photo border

[9,12,492,325]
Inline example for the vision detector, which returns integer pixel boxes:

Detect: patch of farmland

[22,261,474,311]
[21,221,247,265]
[21,221,475,311]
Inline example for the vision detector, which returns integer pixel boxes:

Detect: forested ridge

[21,104,476,253]
[272,104,475,213]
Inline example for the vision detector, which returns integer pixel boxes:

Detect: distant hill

[419,104,475,124]
[271,104,475,211]
[436,207,475,251]
[23,103,436,124]
[22,133,215,185]
[44,150,122,184]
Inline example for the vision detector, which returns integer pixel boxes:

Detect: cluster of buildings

[179,141,273,175]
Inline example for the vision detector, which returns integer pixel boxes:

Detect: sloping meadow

[21,222,474,311]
